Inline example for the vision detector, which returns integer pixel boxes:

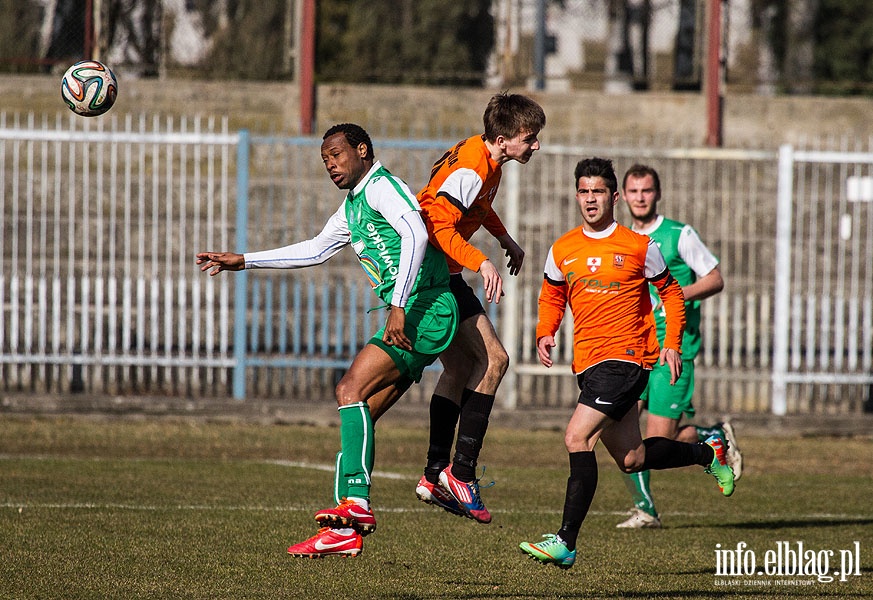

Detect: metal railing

[2,115,872,414]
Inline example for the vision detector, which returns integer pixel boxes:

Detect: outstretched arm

[195,206,350,276]
[196,252,244,275]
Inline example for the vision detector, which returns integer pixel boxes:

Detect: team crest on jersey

[587,257,601,273]
[613,254,625,269]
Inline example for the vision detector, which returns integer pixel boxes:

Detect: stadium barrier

[1,114,871,415]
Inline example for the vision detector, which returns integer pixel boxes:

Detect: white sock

[347,496,370,511]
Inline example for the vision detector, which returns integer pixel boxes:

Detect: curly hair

[323,123,374,159]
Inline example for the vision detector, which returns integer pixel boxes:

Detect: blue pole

[233,129,250,400]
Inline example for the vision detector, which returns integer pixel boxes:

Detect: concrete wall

[3,74,872,147]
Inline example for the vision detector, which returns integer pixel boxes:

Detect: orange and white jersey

[417,135,507,274]
[536,221,686,374]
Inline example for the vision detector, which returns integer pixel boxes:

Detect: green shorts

[370,287,458,383]
[640,359,696,420]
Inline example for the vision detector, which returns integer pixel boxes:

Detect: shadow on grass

[674,518,873,530]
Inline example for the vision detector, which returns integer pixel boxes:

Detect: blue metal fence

[2,116,871,414]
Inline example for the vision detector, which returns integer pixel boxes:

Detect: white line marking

[2,456,872,520]
[0,455,407,479]
[263,460,406,480]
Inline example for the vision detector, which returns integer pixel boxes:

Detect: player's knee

[564,429,595,453]
[334,379,360,407]
[484,346,509,382]
[494,347,510,376]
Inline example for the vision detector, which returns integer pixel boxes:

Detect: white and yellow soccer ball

[61,60,118,117]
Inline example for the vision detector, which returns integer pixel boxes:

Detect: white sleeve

[438,168,485,211]
[677,225,720,277]
[543,247,564,282]
[644,237,669,280]
[244,205,349,269]
[390,211,429,308]
[367,175,422,228]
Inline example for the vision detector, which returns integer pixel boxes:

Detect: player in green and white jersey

[617,164,743,529]
[197,123,458,557]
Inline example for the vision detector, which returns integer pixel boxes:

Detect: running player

[518,157,735,569]
[414,92,546,523]
[616,164,743,529]
[197,123,458,558]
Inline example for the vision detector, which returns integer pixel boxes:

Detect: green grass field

[1,416,871,599]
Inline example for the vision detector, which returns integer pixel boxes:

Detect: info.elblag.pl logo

[714,541,862,586]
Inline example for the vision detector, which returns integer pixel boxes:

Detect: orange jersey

[417,135,508,274]
[536,222,686,374]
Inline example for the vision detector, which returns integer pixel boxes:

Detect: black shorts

[576,361,650,421]
[449,273,485,323]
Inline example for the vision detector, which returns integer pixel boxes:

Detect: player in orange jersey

[413,93,546,523]
[518,157,735,569]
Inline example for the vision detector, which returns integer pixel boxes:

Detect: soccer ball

[61,60,118,117]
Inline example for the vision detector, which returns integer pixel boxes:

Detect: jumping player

[197,123,458,558]
[518,157,735,569]
[414,92,546,523]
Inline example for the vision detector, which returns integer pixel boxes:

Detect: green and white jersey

[344,162,449,306]
[244,161,449,309]
[633,215,719,359]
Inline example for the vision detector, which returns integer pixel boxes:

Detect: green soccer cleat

[704,434,735,497]
[519,534,576,569]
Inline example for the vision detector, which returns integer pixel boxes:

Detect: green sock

[338,402,374,501]
[621,470,657,517]
[695,425,725,442]
[333,451,346,505]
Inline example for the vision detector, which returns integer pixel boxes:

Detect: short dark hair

[483,92,546,142]
[622,164,661,197]
[323,123,374,159]
[574,157,618,196]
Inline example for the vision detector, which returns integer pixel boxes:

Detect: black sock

[451,389,495,482]
[556,451,597,552]
[424,394,460,483]
[641,436,714,470]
